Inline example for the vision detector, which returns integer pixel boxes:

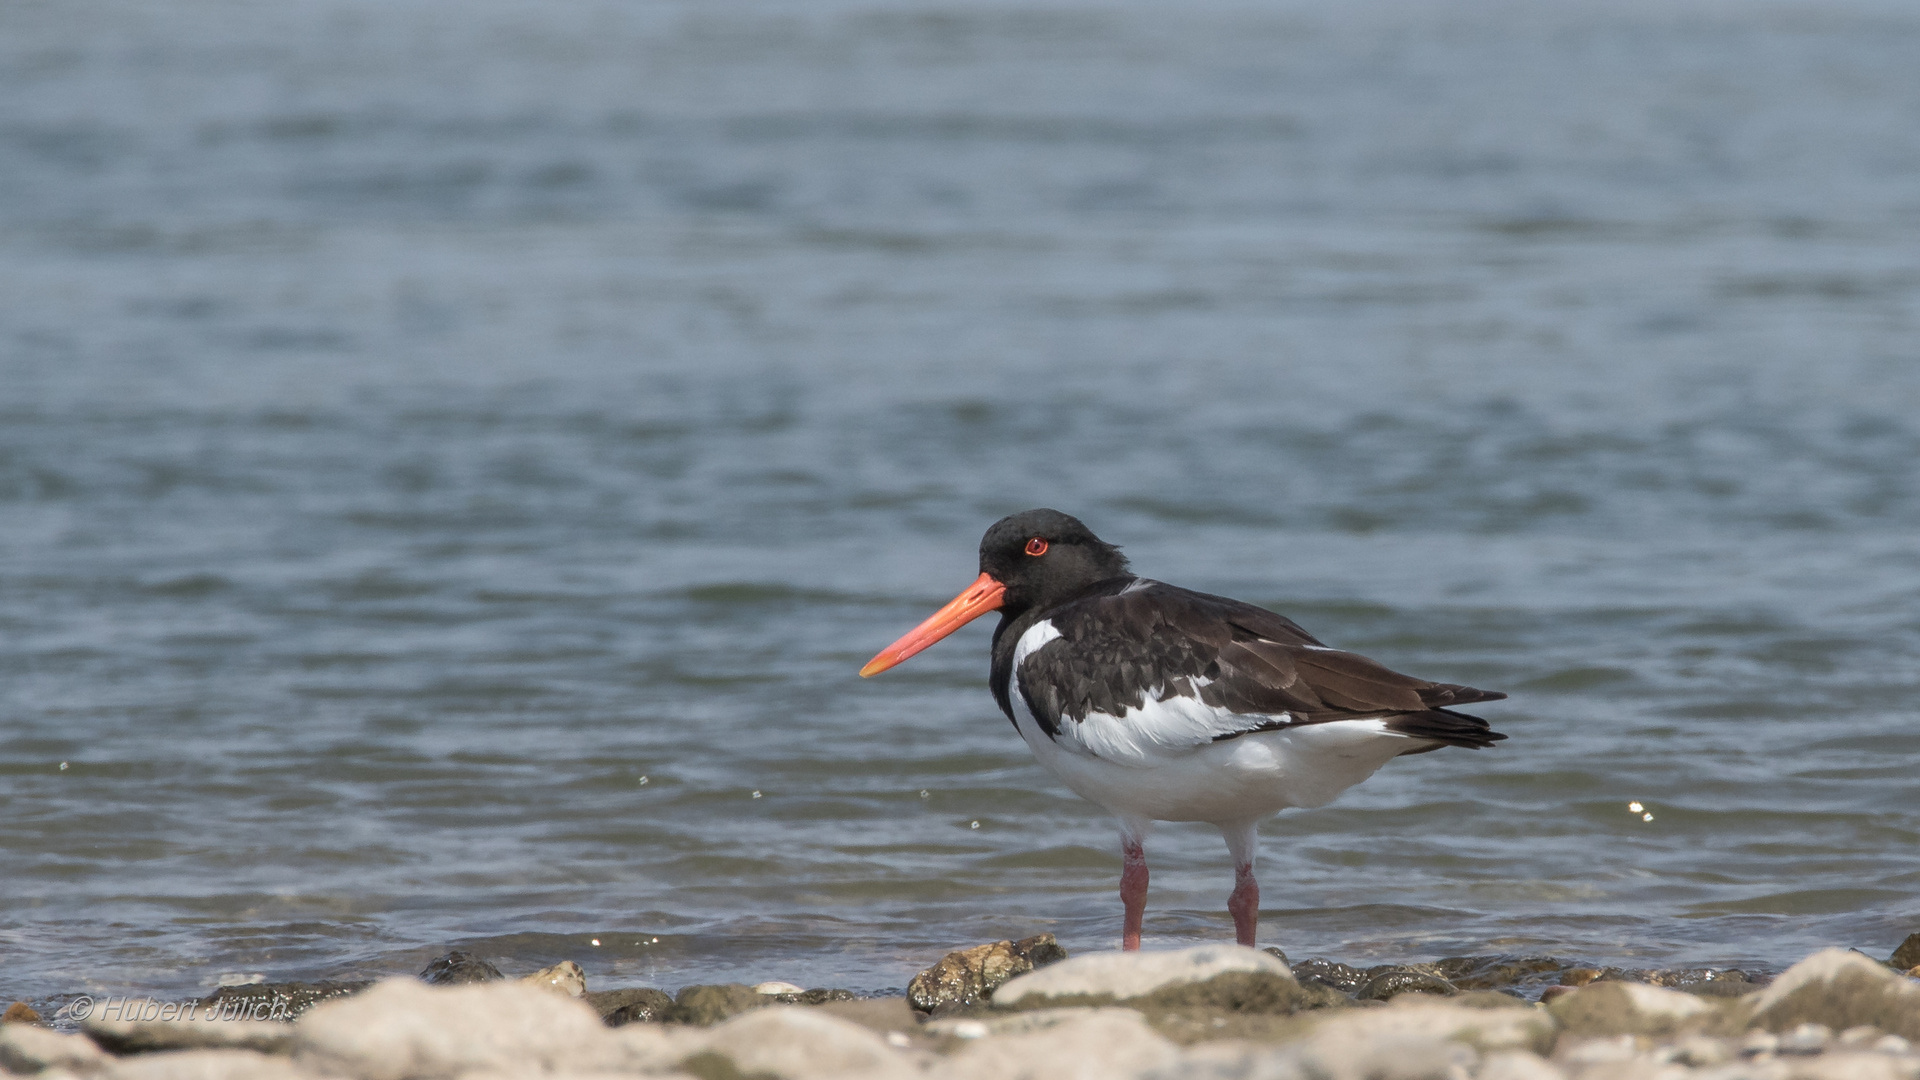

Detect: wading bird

[861,509,1507,950]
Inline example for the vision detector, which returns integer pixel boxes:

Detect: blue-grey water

[4,0,1919,1003]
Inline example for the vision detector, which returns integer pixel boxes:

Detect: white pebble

[1779,1022,1831,1054]
[1660,1036,1731,1067]
[886,1031,911,1048]
[1565,1036,1637,1064]
[753,981,805,995]
[1837,1026,1884,1048]
[1740,1030,1779,1057]
[1874,1034,1913,1055]
[951,1020,988,1040]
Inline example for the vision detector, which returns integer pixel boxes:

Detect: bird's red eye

[1025,537,1048,556]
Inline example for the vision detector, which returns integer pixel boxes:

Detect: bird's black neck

[988,575,1137,723]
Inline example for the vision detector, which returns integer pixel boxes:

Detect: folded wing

[1014,580,1507,763]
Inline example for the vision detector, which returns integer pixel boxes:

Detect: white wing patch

[1011,619,1062,670]
[1008,607,1423,767]
[1068,695,1291,764]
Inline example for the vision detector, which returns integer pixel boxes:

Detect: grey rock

[992,945,1289,1008]
[96,1048,314,1080]
[1790,1052,1920,1080]
[1474,1051,1568,1080]
[196,982,370,1022]
[924,1006,1125,1041]
[83,1018,293,1056]
[1545,980,1716,1039]
[291,976,608,1080]
[1661,1035,1734,1066]
[671,984,773,1025]
[932,1007,1179,1080]
[588,987,675,1025]
[1308,995,1553,1055]
[1156,1030,1480,1080]
[1,1023,111,1074]
[417,950,502,985]
[699,1006,910,1079]
[1748,948,1920,1042]
[1136,970,1344,1015]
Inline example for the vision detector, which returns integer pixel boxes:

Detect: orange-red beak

[860,572,1006,676]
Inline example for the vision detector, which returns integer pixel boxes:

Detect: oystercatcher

[860,509,1507,951]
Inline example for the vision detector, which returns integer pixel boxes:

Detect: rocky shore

[4,934,1918,1079]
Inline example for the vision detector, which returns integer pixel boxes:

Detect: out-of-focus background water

[3,0,1919,1001]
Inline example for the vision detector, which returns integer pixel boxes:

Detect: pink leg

[1228,861,1259,947]
[1120,837,1148,951]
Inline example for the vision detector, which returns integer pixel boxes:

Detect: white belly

[1009,692,1416,827]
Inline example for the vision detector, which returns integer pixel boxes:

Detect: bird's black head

[858,508,1130,677]
[978,508,1130,617]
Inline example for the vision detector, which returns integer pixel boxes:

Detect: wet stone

[1892,933,1920,972]
[1290,959,1368,995]
[418,950,503,985]
[1640,967,1760,996]
[907,933,1067,1015]
[2,1002,40,1024]
[197,981,372,1022]
[1429,955,1568,993]
[588,987,675,1025]
[765,988,859,1007]
[1356,968,1460,1001]
[671,983,774,1025]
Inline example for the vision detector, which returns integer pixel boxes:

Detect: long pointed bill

[860,572,1006,677]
